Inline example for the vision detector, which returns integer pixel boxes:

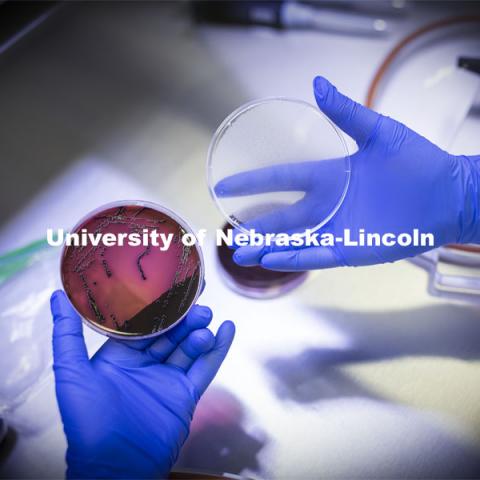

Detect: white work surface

[1,3,480,478]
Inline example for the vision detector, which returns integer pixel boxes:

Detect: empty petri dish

[208,98,350,236]
[61,201,203,339]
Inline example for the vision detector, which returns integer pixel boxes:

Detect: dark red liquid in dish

[61,204,201,337]
[216,223,306,297]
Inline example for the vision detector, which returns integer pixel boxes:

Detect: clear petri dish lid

[207,97,350,236]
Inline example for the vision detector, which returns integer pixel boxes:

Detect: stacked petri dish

[207,98,350,298]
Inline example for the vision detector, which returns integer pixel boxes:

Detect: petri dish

[216,222,308,299]
[208,98,350,236]
[61,201,203,340]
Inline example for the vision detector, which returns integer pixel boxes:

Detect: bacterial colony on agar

[61,203,202,339]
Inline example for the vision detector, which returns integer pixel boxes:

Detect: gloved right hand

[215,76,480,271]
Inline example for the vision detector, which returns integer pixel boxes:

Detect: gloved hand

[51,290,235,479]
[217,76,480,270]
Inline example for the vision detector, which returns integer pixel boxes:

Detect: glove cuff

[456,154,480,244]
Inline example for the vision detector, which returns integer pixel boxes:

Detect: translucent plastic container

[207,98,350,298]
[207,97,350,236]
[412,245,480,305]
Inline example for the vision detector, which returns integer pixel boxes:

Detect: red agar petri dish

[61,201,204,339]
[216,223,307,298]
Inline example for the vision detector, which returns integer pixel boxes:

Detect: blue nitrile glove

[216,76,480,270]
[50,290,235,479]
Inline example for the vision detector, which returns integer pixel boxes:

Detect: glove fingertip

[260,252,290,271]
[313,75,331,102]
[215,320,235,348]
[214,180,229,197]
[50,290,79,323]
[50,289,65,312]
[186,321,235,397]
[189,328,215,353]
[186,305,213,329]
[233,246,263,266]
[232,249,250,266]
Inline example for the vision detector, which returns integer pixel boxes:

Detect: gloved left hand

[51,290,235,479]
